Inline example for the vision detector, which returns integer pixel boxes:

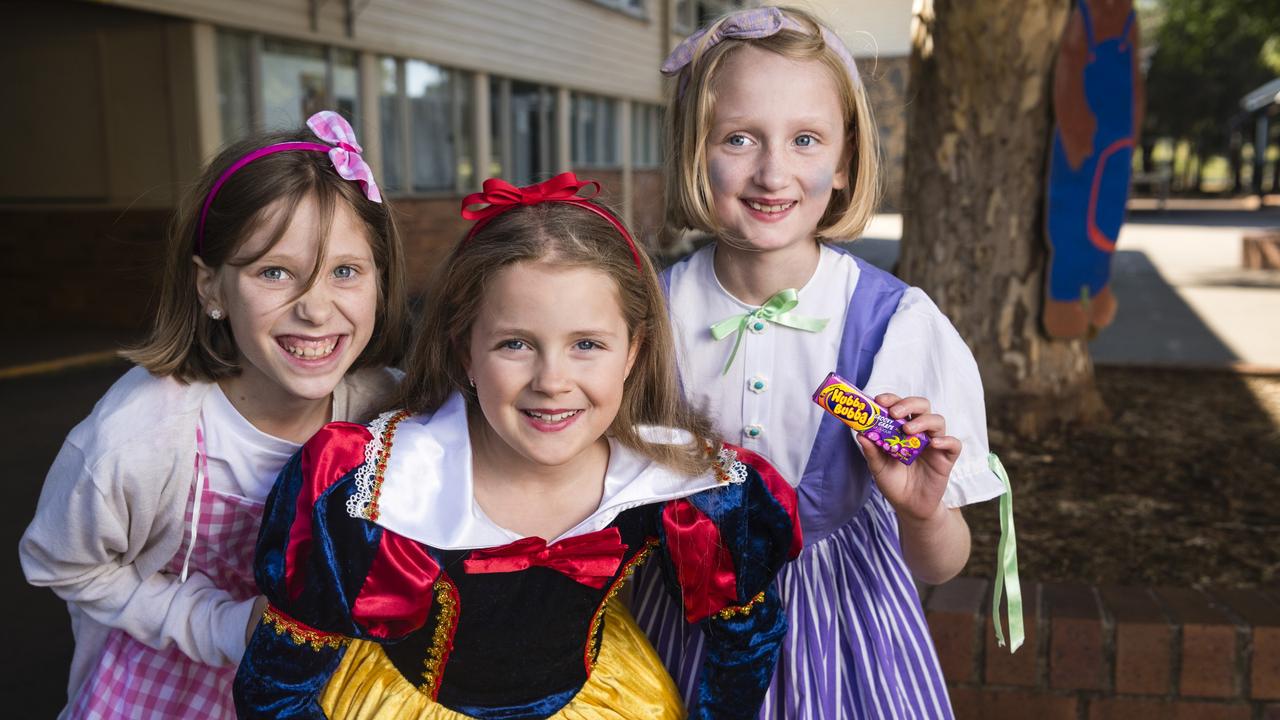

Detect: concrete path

[851,207,1280,370]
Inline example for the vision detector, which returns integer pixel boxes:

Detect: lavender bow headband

[661,7,862,96]
[195,110,381,255]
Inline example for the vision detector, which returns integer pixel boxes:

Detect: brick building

[2,0,912,335]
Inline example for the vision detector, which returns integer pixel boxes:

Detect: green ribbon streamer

[989,452,1024,653]
[709,288,829,375]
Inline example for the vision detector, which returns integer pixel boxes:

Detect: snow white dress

[233,392,801,719]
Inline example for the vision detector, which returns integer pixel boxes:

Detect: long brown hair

[125,126,409,381]
[399,201,719,476]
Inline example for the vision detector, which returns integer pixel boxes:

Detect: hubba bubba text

[812,372,929,465]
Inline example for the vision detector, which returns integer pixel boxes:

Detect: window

[379,57,474,194]
[572,93,619,167]
[632,103,662,168]
[216,30,360,139]
[676,0,749,32]
[591,0,646,17]
[217,31,254,140]
[491,79,559,185]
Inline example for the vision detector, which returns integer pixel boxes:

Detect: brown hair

[124,126,409,381]
[664,6,880,244]
[398,201,720,476]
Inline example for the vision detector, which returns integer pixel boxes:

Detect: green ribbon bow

[709,288,829,375]
[989,452,1024,653]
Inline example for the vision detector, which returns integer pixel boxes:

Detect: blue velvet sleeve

[659,447,802,720]
[691,585,787,720]
[234,424,382,720]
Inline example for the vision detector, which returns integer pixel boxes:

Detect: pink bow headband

[661,7,862,97]
[460,172,644,271]
[195,110,381,256]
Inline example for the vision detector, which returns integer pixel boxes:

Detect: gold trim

[367,410,410,522]
[715,591,767,620]
[586,538,659,670]
[262,605,349,650]
[418,577,459,699]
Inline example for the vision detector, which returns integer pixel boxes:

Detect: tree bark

[898,0,1105,436]
[1231,131,1244,194]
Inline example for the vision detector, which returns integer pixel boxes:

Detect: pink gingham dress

[67,426,263,719]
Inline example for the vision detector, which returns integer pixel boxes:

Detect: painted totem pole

[1043,0,1144,338]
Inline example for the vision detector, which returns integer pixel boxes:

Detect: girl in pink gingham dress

[69,427,265,719]
[20,111,407,719]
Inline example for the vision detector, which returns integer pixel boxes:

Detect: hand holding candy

[856,393,962,523]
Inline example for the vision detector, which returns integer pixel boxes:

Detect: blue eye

[575,340,600,351]
[334,265,356,279]
[501,339,527,351]
[796,134,816,147]
[260,267,288,281]
[727,134,750,147]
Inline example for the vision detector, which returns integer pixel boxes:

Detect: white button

[748,376,768,394]
[744,423,763,440]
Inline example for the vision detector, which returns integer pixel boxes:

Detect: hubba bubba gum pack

[812,372,929,465]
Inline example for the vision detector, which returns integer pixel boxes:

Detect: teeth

[747,200,794,213]
[282,338,337,359]
[525,410,581,422]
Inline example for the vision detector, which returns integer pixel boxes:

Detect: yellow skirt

[318,600,685,720]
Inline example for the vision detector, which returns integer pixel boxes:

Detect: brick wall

[2,173,666,337]
[924,576,1280,718]
[0,208,171,333]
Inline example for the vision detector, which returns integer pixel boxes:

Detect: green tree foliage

[1144,0,1280,153]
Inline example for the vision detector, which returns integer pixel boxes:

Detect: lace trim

[418,576,459,699]
[716,590,767,620]
[714,445,749,485]
[346,410,410,522]
[261,605,349,650]
[585,537,658,672]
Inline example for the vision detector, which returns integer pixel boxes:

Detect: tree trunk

[1141,138,1156,173]
[1264,135,1274,192]
[899,0,1105,436]
[1231,132,1244,194]
[1190,140,1205,194]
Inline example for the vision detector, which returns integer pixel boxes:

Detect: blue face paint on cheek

[708,157,734,197]
[808,170,835,194]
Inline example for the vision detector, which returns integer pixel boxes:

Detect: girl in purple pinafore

[630,7,1008,718]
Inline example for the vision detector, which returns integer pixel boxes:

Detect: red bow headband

[460,172,644,271]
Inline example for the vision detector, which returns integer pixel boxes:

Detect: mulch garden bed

[961,365,1280,590]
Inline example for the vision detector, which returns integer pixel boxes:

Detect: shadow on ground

[5,360,132,716]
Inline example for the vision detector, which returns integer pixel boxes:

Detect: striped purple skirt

[632,487,953,719]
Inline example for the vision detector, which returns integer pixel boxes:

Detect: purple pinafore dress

[634,250,956,719]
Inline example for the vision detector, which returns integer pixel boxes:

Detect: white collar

[370,393,723,550]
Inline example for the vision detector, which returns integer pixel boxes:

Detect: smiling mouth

[522,409,583,423]
[278,335,340,360]
[745,200,797,214]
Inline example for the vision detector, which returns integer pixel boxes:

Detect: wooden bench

[1243,229,1280,269]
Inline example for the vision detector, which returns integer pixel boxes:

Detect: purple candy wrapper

[811,372,930,465]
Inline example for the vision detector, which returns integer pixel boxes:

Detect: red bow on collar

[462,527,627,590]
[458,172,644,270]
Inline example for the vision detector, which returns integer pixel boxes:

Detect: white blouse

[200,384,300,503]
[666,244,1004,508]
[372,394,725,549]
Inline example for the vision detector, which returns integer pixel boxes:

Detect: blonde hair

[664,6,880,244]
[398,201,720,476]
[125,127,409,382]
